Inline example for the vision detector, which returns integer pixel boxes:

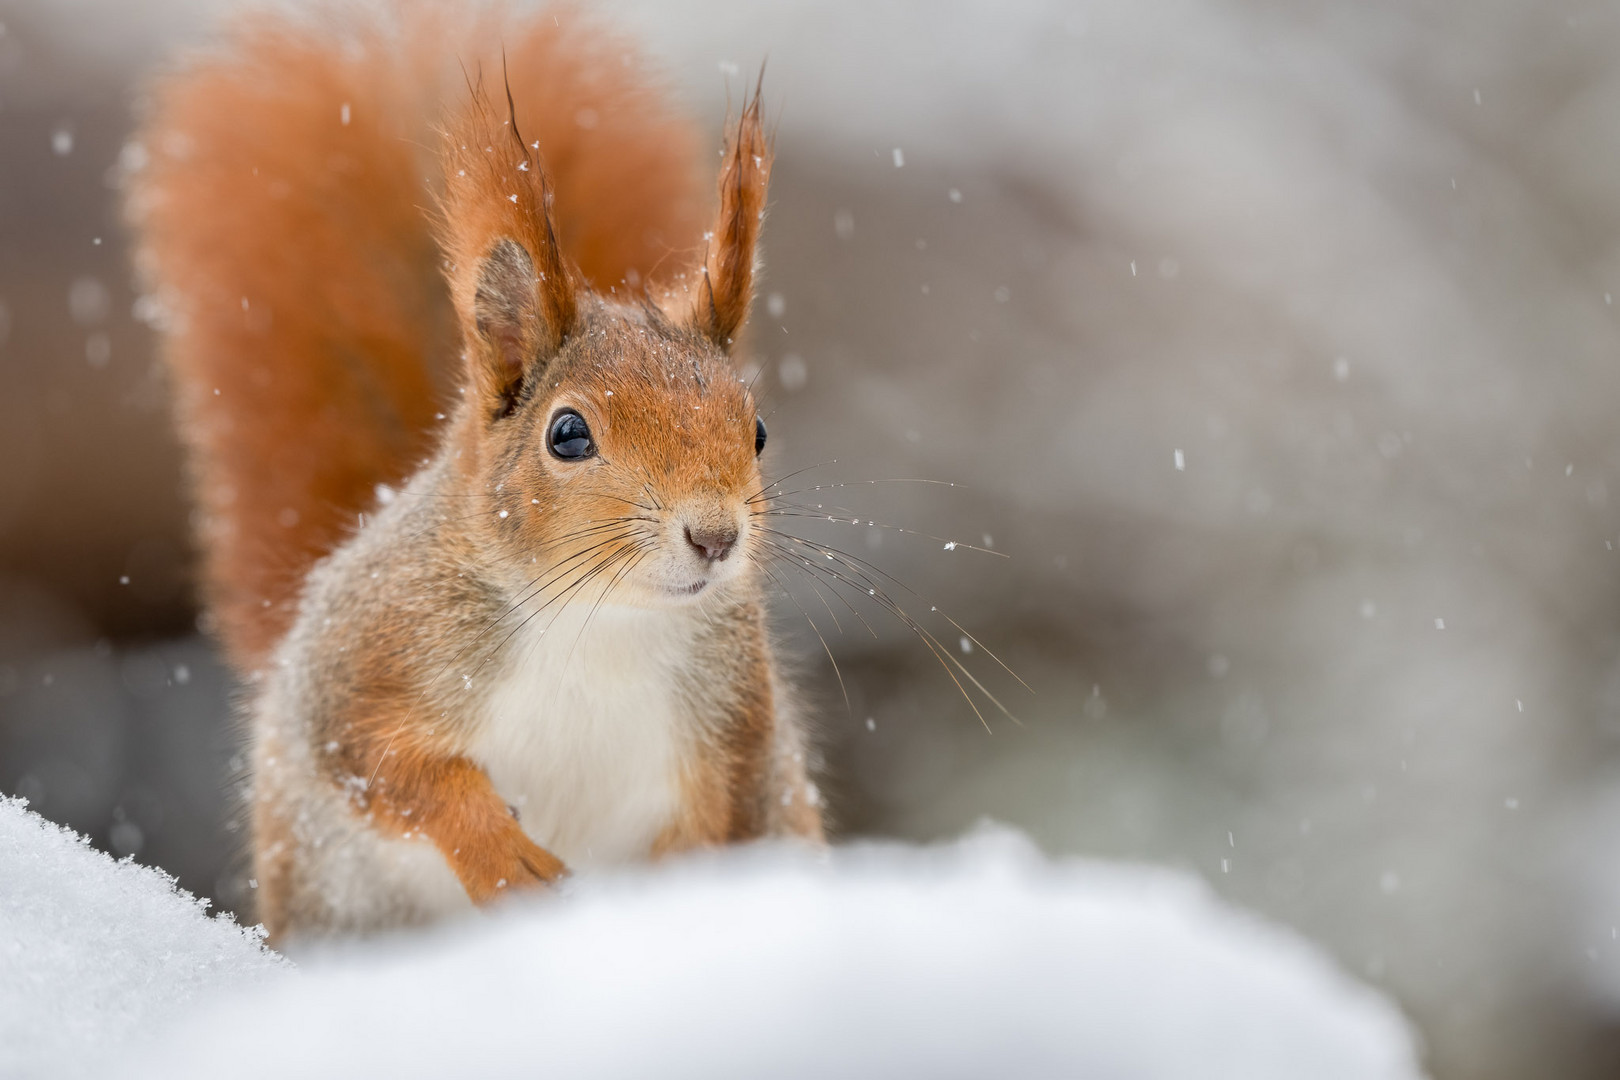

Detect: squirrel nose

[684,523,738,563]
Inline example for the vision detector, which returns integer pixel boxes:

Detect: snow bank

[116,828,1422,1080]
[0,794,1420,1079]
[0,797,284,1080]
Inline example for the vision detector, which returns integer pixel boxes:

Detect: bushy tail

[127,2,704,671]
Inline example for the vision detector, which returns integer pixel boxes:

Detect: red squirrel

[127,1,823,940]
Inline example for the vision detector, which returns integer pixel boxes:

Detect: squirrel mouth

[669,580,709,597]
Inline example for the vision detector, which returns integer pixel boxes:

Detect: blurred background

[4,0,1620,1076]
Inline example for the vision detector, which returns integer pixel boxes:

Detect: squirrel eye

[548,409,595,461]
[754,416,767,456]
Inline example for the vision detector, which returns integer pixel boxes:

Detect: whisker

[745,459,839,505]
[753,531,1017,730]
[756,504,1007,559]
[798,563,845,635]
[794,557,881,640]
[485,530,643,635]
[555,541,653,675]
[758,527,1029,693]
[781,549,997,732]
[759,477,966,505]
[364,530,641,784]
[763,538,1012,711]
[580,490,660,513]
[631,461,666,512]
[758,539,984,729]
[481,541,644,683]
[535,517,657,549]
[594,454,664,512]
[750,552,851,716]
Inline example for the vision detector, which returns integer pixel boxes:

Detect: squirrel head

[435,81,773,606]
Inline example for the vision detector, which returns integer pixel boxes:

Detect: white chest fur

[467,601,693,869]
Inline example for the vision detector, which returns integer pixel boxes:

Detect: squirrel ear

[686,80,771,352]
[467,237,563,411]
[440,89,577,415]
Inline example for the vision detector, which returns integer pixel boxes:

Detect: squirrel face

[436,84,775,611]
[468,301,765,606]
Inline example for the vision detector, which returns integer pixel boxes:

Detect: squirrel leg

[359,750,567,903]
[654,682,794,855]
[654,748,824,856]
[652,765,732,856]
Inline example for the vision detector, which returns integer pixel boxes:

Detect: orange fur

[437,84,579,412]
[128,2,704,672]
[684,83,773,350]
[132,1,816,938]
[363,743,567,901]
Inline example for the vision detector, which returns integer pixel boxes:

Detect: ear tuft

[686,76,771,351]
[437,79,577,412]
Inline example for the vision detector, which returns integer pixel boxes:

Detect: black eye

[754,416,767,456]
[548,409,595,460]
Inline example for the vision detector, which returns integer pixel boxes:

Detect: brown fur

[130,1,820,940]
[128,2,705,672]
[684,82,773,351]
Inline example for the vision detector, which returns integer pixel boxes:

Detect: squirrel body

[129,2,822,941]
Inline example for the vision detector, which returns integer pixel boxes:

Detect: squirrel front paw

[451,822,568,904]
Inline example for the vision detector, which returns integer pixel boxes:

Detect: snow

[0,796,285,1080]
[109,824,1420,1079]
[3,784,1420,1079]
